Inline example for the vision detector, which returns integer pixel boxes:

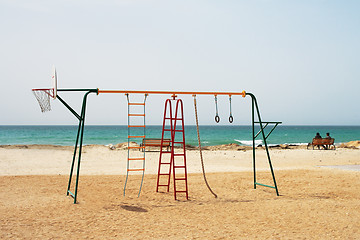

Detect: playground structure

[32,70,282,204]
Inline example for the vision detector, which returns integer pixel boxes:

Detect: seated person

[325,133,332,149]
[314,132,322,139]
[314,132,325,149]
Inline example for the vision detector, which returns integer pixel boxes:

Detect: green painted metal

[255,182,276,189]
[56,95,81,120]
[58,89,99,93]
[56,89,97,204]
[54,89,280,203]
[247,92,280,196]
[264,122,281,140]
[252,97,256,190]
[67,190,75,198]
[254,121,282,140]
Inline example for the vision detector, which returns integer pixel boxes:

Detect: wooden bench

[140,138,171,152]
[307,138,335,150]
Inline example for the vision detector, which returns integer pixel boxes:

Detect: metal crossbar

[52,88,281,204]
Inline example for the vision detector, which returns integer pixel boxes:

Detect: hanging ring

[214,95,220,123]
[215,115,220,123]
[228,95,233,123]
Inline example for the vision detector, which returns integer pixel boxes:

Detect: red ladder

[156,98,188,200]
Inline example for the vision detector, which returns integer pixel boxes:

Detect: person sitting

[324,133,332,149]
[314,132,322,139]
[314,132,323,149]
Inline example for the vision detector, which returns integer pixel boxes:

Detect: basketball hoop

[32,66,58,112]
[32,88,56,112]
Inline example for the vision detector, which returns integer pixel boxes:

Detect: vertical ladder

[124,93,147,197]
[156,98,188,200]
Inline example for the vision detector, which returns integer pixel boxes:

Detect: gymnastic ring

[215,115,220,123]
[229,116,233,123]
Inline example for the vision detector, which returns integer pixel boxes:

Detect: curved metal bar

[246,92,279,196]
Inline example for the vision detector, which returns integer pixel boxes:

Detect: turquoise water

[0,125,359,146]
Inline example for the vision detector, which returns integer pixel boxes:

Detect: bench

[140,138,171,152]
[307,138,335,150]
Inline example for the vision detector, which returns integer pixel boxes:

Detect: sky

[0,0,359,125]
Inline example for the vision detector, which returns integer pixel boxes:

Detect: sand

[0,145,360,239]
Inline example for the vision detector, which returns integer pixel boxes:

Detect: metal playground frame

[33,75,281,204]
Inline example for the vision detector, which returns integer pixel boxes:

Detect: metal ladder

[156,97,188,200]
[123,93,147,197]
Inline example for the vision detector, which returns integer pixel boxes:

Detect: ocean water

[0,125,359,147]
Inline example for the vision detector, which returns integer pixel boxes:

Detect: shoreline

[0,140,359,151]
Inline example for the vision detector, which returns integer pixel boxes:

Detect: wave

[284,142,308,146]
[234,139,263,146]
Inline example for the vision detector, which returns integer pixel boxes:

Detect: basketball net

[32,89,55,112]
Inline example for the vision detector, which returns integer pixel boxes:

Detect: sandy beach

[1,144,359,239]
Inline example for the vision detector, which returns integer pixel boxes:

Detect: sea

[0,125,359,147]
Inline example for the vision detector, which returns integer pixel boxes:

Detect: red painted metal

[156,98,188,200]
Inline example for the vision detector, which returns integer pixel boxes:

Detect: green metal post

[73,92,91,203]
[247,93,279,196]
[252,97,256,189]
[56,89,98,203]
[66,116,82,196]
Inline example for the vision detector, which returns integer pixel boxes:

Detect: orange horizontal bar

[99,90,246,97]
[128,135,145,138]
[128,103,145,105]
[127,169,145,171]
[128,125,146,128]
[128,157,145,160]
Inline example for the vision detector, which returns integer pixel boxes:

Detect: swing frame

[46,88,280,203]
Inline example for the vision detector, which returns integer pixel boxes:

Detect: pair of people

[314,132,332,149]
[314,132,331,139]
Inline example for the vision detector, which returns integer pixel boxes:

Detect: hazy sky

[1,0,359,125]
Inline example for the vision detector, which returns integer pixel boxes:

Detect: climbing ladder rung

[157,98,188,200]
[128,103,145,105]
[128,135,146,138]
[128,157,145,160]
[127,168,145,172]
[163,129,184,132]
[164,117,183,120]
[159,162,171,165]
[124,94,147,198]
